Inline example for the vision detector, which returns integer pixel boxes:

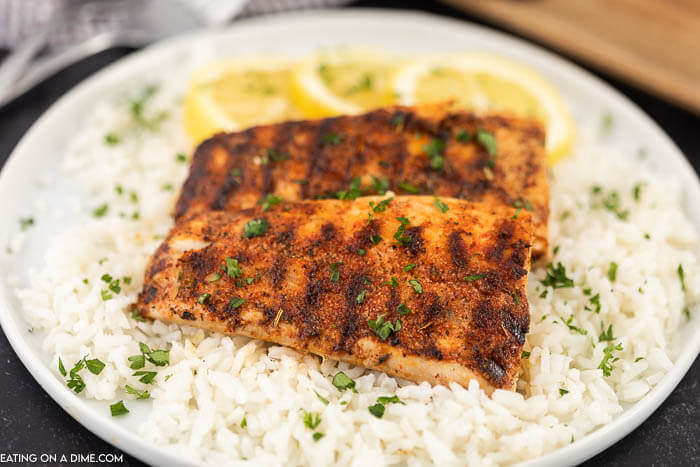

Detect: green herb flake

[512,208,522,220]
[521,351,531,359]
[513,198,534,211]
[409,278,423,294]
[128,354,146,370]
[634,357,645,362]
[368,314,401,340]
[93,204,109,218]
[608,262,618,282]
[455,129,471,143]
[246,276,255,285]
[314,391,329,405]
[559,388,569,396]
[332,372,357,392]
[345,74,373,95]
[397,304,412,315]
[683,307,690,321]
[303,411,322,430]
[131,308,146,322]
[321,133,342,145]
[371,175,390,195]
[101,290,113,301]
[104,133,120,145]
[377,395,405,405]
[19,217,35,230]
[330,261,343,282]
[312,432,324,442]
[433,196,449,213]
[540,262,574,289]
[229,297,246,309]
[476,129,497,157]
[207,272,221,283]
[393,217,411,246]
[465,274,485,282]
[398,181,420,194]
[125,385,150,400]
[240,417,247,428]
[370,197,393,213]
[423,138,446,170]
[85,358,105,375]
[356,289,368,304]
[586,293,601,314]
[598,323,615,342]
[368,402,385,418]
[677,264,686,292]
[369,234,382,245]
[110,400,129,417]
[262,148,290,164]
[132,370,157,384]
[382,277,399,288]
[565,315,588,335]
[225,257,243,279]
[633,183,644,201]
[259,193,282,212]
[58,357,67,377]
[243,218,269,238]
[357,248,366,256]
[599,342,623,376]
[600,113,614,135]
[198,293,211,304]
[403,263,416,272]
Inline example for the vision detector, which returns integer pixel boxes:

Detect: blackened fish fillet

[138,196,533,392]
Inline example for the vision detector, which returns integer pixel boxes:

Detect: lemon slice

[290,49,399,118]
[183,58,303,144]
[392,52,574,164]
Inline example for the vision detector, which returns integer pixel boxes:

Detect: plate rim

[0,8,698,467]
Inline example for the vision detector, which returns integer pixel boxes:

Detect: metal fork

[0,0,232,107]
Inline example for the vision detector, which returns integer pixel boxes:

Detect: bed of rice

[11,75,699,466]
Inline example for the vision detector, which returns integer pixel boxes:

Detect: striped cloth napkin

[0,0,350,49]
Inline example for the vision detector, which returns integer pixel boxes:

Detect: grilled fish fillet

[175,104,549,257]
[138,196,533,392]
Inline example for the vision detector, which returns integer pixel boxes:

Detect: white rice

[12,74,699,466]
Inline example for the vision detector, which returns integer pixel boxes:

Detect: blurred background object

[443,0,700,115]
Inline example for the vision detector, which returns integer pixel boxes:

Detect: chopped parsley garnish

[259,193,282,212]
[356,289,368,304]
[513,198,534,211]
[130,307,146,322]
[133,370,157,384]
[600,113,614,135]
[346,73,373,95]
[677,264,686,292]
[559,388,569,396]
[128,354,145,370]
[371,175,390,195]
[393,217,411,246]
[162,183,174,191]
[598,323,615,342]
[377,395,405,405]
[465,274,485,282]
[198,293,211,304]
[246,276,255,285]
[125,385,150,400]
[403,263,416,272]
[85,358,105,375]
[243,218,269,238]
[608,262,618,282]
[261,148,290,164]
[634,357,646,363]
[207,272,221,282]
[58,357,66,377]
[521,351,531,359]
[565,315,587,335]
[101,290,113,301]
[138,342,170,367]
[93,204,109,218]
[683,307,690,321]
[397,304,412,315]
[357,248,366,256]
[455,129,471,143]
[229,297,246,309]
[321,133,342,145]
[423,138,445,170]
[553,246,560,256]
[312,432,324,441]
[19,217,34,230]
[333,177,367,200]
[633,183,644,201]
[370,197,393,213]
[369,234,382,245]
[368,314,401,340]
[599,342,623,376]
[382,277,399,288]
[433,196,449,213]
[104,133,120,145]
[110,400,129,417]
[303,411,321,430]
[225,257,243,279]
[512,208,523,220]
[332,372,357,392]
[592,188,629,220]
[314,391,329,405]
[330,262,342,282]
[398,181,420,194]
[585,293,601,314]
[391,113,405,127]
[240,417,247,428]
[540,262,574,289]
[476,129,497,157]
[175,153,187,163]
[409,278,423,294]
[368,402,385,418]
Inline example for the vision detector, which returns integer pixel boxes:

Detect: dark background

[0,1,697,466]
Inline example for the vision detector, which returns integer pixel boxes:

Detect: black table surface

[0,1,698,466]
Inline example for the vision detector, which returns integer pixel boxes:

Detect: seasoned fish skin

[174,105,549,257]
[139,196,533,392]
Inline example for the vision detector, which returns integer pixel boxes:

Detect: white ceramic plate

[0,9,698,467]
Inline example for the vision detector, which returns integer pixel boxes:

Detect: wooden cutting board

[443,0,700,115]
